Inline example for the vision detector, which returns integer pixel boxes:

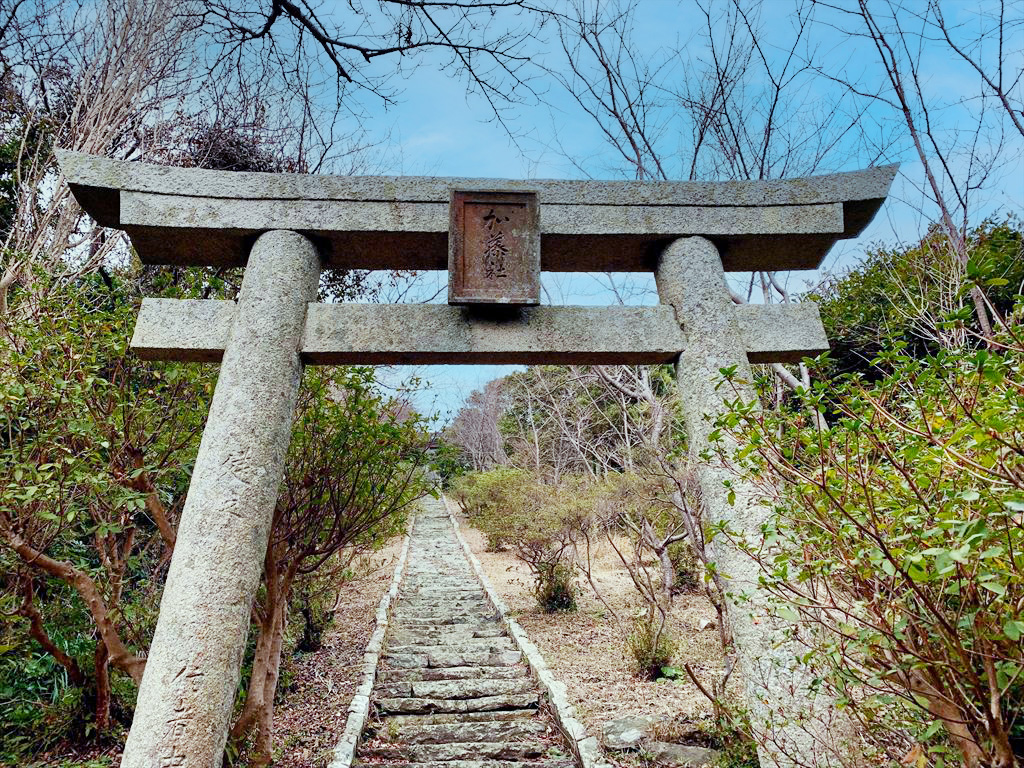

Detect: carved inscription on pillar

[449,190,540,305]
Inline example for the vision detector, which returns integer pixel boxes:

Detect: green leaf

[776,605,800,622]
[980,581,1006,596]
[1004,620,1024,642]
[948,544,971,564]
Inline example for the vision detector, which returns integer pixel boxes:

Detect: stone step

[389,627,506,644]
[355,760,575,768]
[360,740,553,761]
[375,692,539,715]
[388,639,515,655]
[396,606,492,618]
[373,718,550,745]
[394,614,499,626]
[394,605,494,616]
[385,649,522,669]
[401,586,479,593]
[379,665,529,683]
[388,627,503,641]
[399,602,491,614]
[403,573,475,580]
[380,710,540,727]
[378,678,536,700]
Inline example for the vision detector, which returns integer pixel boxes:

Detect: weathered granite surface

[647,742,721,767]
[130,301,829,365]
[601,715,662,750]
[57,150,896,272]
[120,231,321,768]
[328,515,413,768]
[656,236,862,768]
[58,150,897,206]
[600,716,721,766]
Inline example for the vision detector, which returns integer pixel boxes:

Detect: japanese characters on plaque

[448,190,540,305]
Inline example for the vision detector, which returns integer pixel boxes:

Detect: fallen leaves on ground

[271,544,400,768]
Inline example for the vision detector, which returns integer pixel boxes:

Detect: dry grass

[457,519,724,734]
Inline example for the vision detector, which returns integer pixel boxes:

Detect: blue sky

[324,0,1024,422]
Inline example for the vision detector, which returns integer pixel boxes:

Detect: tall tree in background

[811,0,1023,340]
[446,379,509,472]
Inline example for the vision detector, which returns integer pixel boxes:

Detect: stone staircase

[355,499,576,768]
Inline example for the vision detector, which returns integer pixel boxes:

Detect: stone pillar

[121,231,320,768]
[655,237,858,768]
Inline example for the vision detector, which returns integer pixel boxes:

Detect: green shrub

[666,539,701,593]
[812,217,1024,378]
[534,563,577,612]
[700,713,759,768]
[0,685,97,761]
[453,470,587,612]
[724,319,1024,764]
[451,468,536,550]
[626,611,675,680]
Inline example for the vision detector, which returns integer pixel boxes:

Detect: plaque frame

[448,189,540,306]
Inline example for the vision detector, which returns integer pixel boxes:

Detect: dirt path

[458,519,724,740]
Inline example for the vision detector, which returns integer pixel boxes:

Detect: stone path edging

[442,495,613,768]
[327,513,416,768]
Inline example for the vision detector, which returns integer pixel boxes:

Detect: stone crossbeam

[129,300,829,366]
[58,150,897,272]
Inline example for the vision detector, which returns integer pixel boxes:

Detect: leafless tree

[447,379,509,471]
[547,0,878,414]
[811,0,1024,341]
[0,0,199,315]
[0,0,550,317]
[192,0,545,133]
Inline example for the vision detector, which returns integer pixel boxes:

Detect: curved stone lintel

[57,150,897,272]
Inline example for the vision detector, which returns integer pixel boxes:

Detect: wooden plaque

[448,190,540,305]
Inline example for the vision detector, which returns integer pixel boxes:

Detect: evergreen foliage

[813,218,1024,378]
[720,309,1024,764]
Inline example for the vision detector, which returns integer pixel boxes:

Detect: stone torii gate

[59,151,895,768]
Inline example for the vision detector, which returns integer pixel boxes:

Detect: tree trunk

[251,606,288,767]
[230,564,292,764]
[656,545,674,595]
[4,528,145,683]
[94,640,111,732]
[228,608,277,745]
[19,578,86,686]
[299,594,318,652]
[904,669,985,767]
